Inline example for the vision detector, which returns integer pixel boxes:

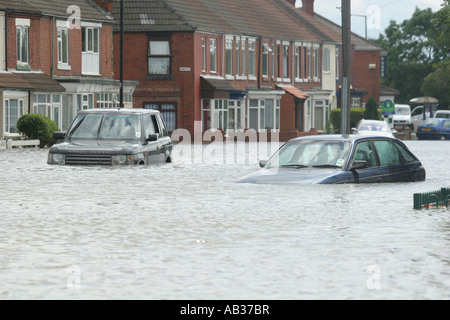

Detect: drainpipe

[51,16,54,78]
[258,36,262,89]
[4,11,7,71]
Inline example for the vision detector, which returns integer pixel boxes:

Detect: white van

[393,104,412,129]
[434,110,450,119]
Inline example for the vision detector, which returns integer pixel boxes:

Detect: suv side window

[143,114,156,139]
[373,140,402,166]
[156,114,168,137]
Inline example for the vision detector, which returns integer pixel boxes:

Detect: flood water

[0,139,449,300]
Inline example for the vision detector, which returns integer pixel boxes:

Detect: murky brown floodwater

[0,140,449,299]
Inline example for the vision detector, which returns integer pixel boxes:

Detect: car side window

[351,141,377,168]
[151,115,160,136]
[143,115,156,139]
[443,120,450,129]
[156,114,168,137]
[394,141,416,163]
[373,140,402,166]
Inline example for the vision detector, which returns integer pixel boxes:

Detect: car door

[348,140,386,183]
[151,113,172,162]
[143,114,164,163]
[372,139,413,182]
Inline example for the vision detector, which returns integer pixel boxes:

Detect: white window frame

[323,47,331,73]
[313,44,320,81]
[202,37,206,72]
[81,22,101,75]
[210,38,217,73]
[248,38,256,79]
[225,36,233,78]
[4,97,25,135]
[248,98,280,132]
[33,93,62,129]
[16,19,30,66]
[262,43,270,78]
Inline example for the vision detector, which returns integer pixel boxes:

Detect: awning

[277,85,309,100]
[0,72,66,92]
[16,72,65,92]
[201,76,236,99]
[0,73,34,91]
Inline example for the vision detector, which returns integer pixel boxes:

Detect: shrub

[330,108,366,133]
[16,113,59,148]
[364,96,380,120]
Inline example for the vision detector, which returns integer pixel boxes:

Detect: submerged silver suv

[48,108,172,165]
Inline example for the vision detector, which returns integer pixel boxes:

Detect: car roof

[77,108,159,115]
[289,134,397,143]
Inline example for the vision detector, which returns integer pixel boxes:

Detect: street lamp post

[119,0,124,109]
[341,0,351,135]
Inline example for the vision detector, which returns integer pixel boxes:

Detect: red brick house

[106,0,381,140]
[0,0,137,138]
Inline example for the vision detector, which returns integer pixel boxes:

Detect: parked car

[411,105,424,130]
[433,110,450,119]
[236,135,425,184]
[416,118,450,140]
[48,108,173,165]
[393,104,413,129]
[352,119,395,137]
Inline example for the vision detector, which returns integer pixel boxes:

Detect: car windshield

[359,122,390,132]
[396,107,410,115]
[423,119,440,126]
[265,140,351,169]
[68,113,142,140]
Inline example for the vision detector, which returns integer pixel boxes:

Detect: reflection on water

[0,140,449,299]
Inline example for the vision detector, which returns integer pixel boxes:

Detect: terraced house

[107,0,381,141]
[0,0,137,138]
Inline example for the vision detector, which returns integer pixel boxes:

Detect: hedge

[16,113,59,148]
[330,108,382,133]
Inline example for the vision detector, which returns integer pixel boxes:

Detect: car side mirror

[53,132,66,140]
[350,160,368,171]
[146,134,158,142]
[351,128,357,134]
[259,160,268,168]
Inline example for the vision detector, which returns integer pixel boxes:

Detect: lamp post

[119,0,124,109]
[341,0,351,135]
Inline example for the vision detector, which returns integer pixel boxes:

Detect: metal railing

[414,187,450,209]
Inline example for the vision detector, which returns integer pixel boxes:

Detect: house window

[283,44,289,79]
[277,44,281,78]
[313,45,320,79]
[323,48,331,73]
[262,44,269,77]
[210,38,217,73]
[335,48,340,80]
[57,28,69,66]
[241,39,246,76]
[227,100,244,131]
[248,40,255,76]
[202,37,206,72]
[248,99,280,131]
[16,26,28,65]
[82,26,100,75]
[4,98,24,134]
[352,97,361,108]
[295,46,301,79]
[225,39,233,76]
[272,44,276,78]
[313,100,329,131]
[145,103,177,132]
[33,94,62,129]
[148,39,171,75]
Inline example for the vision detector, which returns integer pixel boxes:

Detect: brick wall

[353,50,380,104]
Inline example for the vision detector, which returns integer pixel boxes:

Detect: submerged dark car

[236,135,425,184]
[48,108,172,165]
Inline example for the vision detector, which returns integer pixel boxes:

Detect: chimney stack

[95,0,113,13]
[302,0,315,16]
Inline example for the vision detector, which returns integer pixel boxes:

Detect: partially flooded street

[0,140,449,299]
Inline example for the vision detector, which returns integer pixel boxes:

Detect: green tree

[363,96,380,120]
[373,8,442,104]
[422,1,450,108]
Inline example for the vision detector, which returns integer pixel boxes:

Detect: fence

[0,139,40,150]
[414,187,450,209]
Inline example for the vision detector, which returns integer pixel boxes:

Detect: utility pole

[341,0,351,135]
[119,0,124,109]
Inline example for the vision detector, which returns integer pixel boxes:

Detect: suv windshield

[265,140,351,169]
[68,113,142,140]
